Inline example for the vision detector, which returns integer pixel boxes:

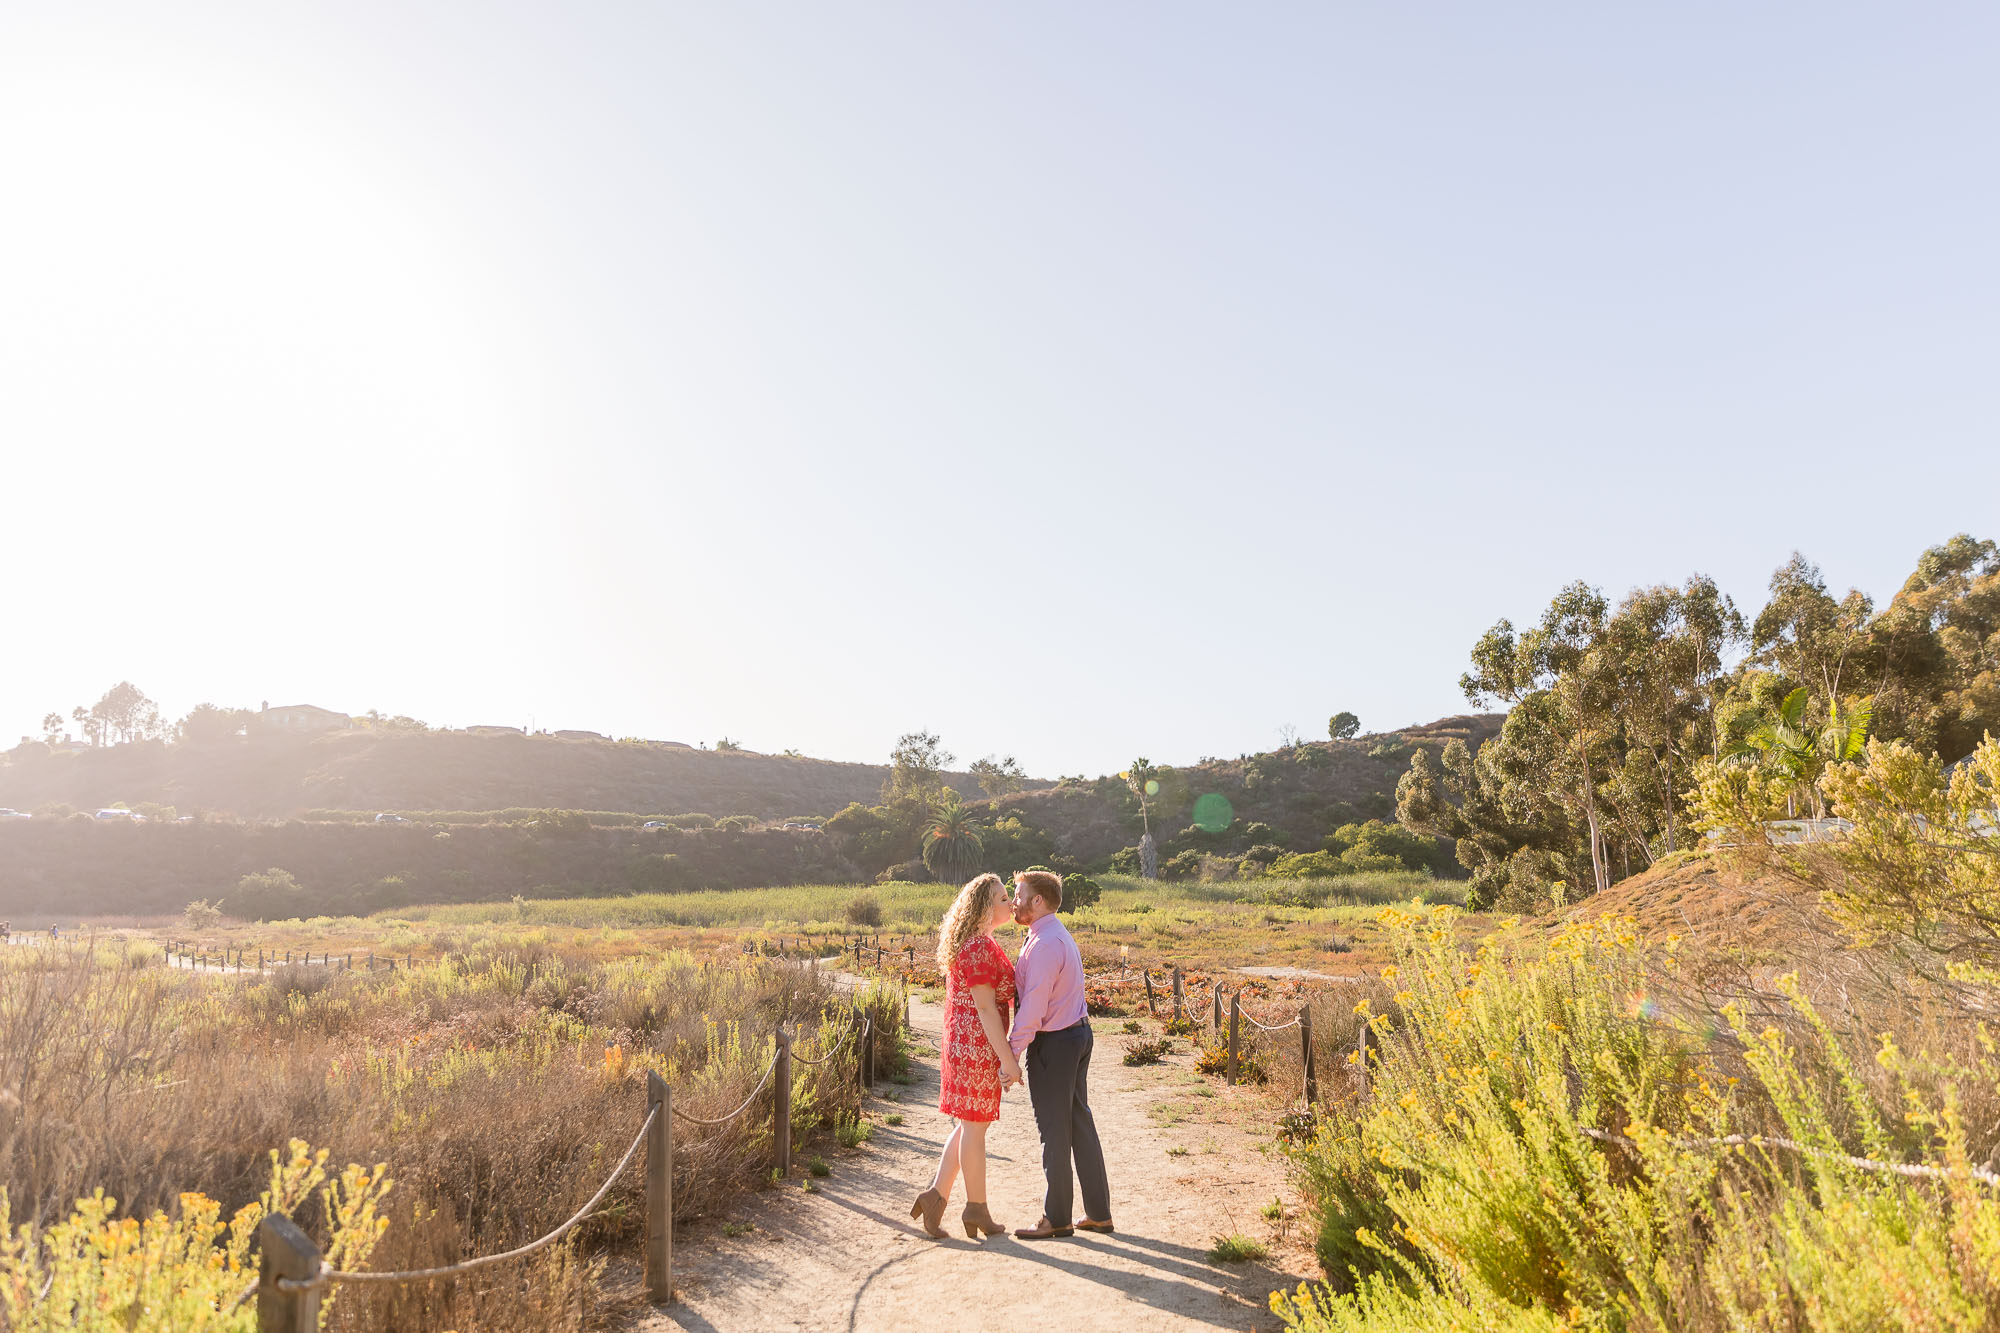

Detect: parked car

[0,809,28,820]
[374,813,411,824]
[642,820,668,829]
[93,808,138,821]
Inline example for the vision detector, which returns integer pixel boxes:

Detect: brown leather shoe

[909,1189,948,1239]
[1013,1216,1074,1239]
[962,1201,1004,1239]
[1075,1218,1115,1233]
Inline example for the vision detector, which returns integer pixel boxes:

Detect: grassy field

[107,870,1466,977]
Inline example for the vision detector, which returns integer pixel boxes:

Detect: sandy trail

[617,993,1318,1333]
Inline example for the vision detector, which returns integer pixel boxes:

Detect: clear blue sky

[3,4,1994,776]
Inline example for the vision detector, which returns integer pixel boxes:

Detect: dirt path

[615,994,1318,1333]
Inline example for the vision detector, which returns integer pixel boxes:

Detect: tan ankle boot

[909,1189,948,1239]
[961,1201,1004,1239]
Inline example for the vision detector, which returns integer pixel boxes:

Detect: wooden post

[1171,966,1184,1024]
[774,1027,793,1175]
[1357,1021,1376,1097]
[853,1004,869,1088]
[256,1214,321,1332]
[646,1072,672,1302]
[1143,969,1157,1016]
[1211,986,1222,1036]
[1300,1005,1316,1105]
[1227,993,1240,1086]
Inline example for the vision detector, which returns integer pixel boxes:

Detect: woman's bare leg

[960,1119,989,1203]
[928,1121,963,1200]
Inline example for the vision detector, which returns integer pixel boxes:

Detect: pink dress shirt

[1008,913,1088,1056]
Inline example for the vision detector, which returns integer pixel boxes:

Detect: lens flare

[1192,792,1233,832]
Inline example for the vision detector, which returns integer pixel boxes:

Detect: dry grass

[0,937,900,1330]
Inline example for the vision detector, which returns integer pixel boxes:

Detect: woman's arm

[971,984,1024,1086]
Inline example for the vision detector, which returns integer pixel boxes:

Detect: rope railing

[279,1104,660,1292]
[670,1054,779,1127]
[250,1000,883,1328]
[1579,1125,2000,1191]
[789,1011,862,1066]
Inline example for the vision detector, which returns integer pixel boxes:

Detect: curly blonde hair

[936,873,1005,973]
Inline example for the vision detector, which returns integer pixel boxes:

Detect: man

[1006,869,1112,1239]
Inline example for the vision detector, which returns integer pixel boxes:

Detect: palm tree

[1723,688,1872,819]
[1124,759,1159,880]
[921,796,985,881]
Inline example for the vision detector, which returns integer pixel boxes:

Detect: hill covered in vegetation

[0,728,1001,822]
[820,715,1501,884]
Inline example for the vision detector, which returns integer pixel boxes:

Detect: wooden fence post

[256,1214,321,1332]
[1357,1021,1377,1098]
[1143,969,1157,1016]
[646,1072,672,1302]
[1171,966,1184,1025]
[1211,987,1222,1037]
[1226,993,1240,1086]
[774,1027,792,1175]
[852,1004,869,1088]
[1300,1005,1316,1105]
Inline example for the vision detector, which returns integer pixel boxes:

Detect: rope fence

[248,991,885,1328]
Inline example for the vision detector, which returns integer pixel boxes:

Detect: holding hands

[1000,1052,1025,1090]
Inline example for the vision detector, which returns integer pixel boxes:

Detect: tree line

[1397,532,1999,910]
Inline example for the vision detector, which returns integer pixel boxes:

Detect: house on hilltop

[256,702,351,735]
[552,729,608,741]
[466,725,526,737]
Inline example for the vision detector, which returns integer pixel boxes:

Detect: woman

[910,872,1022,1239]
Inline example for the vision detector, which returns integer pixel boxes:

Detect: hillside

[0,817,862,919]
[0,729,1005,821]
[1556,852,1834,962]
[971,714,1502,871]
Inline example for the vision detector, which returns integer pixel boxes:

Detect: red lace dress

[938,934,1016,1122]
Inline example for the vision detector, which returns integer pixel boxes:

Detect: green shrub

[1208,1233,1269,1263]
[228,868,302,921]
[1161,850,1205,882]
[1060,873,1102,911]
[1275,903,2000,1331]
[844,893,884,927]
[1123,1039,1174,1066]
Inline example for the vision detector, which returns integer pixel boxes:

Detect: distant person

[1008,869,1112,1239]
[49,925,58,941]
[910,873,1020,1240]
